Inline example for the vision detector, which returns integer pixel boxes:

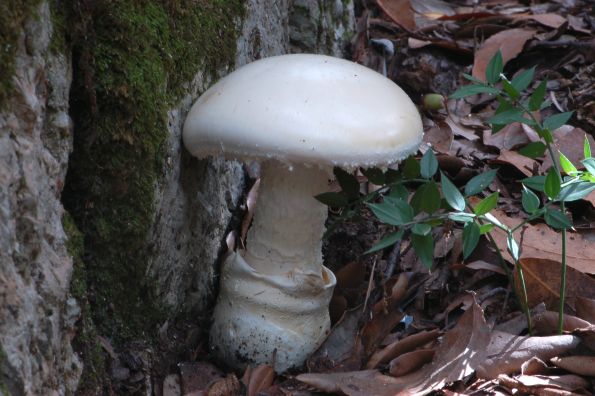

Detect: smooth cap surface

[183,54,423,168]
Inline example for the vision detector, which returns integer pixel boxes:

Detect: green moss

[62,0,245,344]
[63,213,109,394]
[0,0,42,109]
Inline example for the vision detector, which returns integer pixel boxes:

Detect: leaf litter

[162,0,595,395]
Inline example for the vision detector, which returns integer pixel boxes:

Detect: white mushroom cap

[183,54,423,168]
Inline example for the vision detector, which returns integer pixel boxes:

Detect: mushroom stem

[244,161,330,276]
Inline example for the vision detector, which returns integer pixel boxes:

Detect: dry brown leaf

[488,209,595,275]
[533,311,592,335]
[377,0,415,31]
[472,29,536,81]
[498,373,590,395]
[551,356,595,377]
[476,332,581,379]
[521,357,550,375]
[483,123,532,152]
[361,310,405,357]
[492,150,538,177]
[179,362,224,395]
[514,258,595,311]
[299,299,490,395]
[445,116,480,141]
[389,349,435,377]
[466,260,506,275]
[575,296,595,324]
[335,261,366,289]
[205,374,241,396]
[511,14,567,29]
[423,122,453,154]
[245,364,275,396]
[366,329,440,369]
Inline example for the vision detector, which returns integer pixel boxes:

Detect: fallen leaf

[483,123,532,151]
[299,299,490,395]
[423,122,453,154]
[492,150,539,177]
[511,13,567,29]
[466,260,506,275]
[445,116,480,141]
[498,373,589,394]
[488,209,595,275]
[366,329,441,369]
[205,374,241,396]
[551,356,595,377]
[472,29,536,81]
[389,349,435,377]
[476,332,581,379]
[514,258,595,311]
[244,364,275,396]
[575,296,595,323]
[377,0,416,31]
[179,362,224,394]
[532,311,592,335]
[361,309,405,357]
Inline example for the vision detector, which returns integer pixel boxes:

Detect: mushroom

[183,54,423,372]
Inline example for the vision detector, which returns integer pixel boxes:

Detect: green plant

[317,51,595,334]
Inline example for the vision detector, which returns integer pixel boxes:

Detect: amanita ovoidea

[183,54,423,372]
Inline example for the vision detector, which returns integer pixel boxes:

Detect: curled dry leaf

[476,331,581,379]
[205,374,241,396]
[550,356,595,377]
[521,357,550,375]
[389,349,435,377]
[472,29,536,81]
[366,329,441,369]
[299,299,490,396]
[514,258,595,312]
[483,123,532,152]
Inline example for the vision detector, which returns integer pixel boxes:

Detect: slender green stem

[558,201,568,334]
[514,254,532,334]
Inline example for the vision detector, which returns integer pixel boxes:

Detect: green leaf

[510,67,535,93]
[507,234,520,261]
[315,192,349,207]
[479,223,494,234]
[462,222,480,259]
[538,128,554,144]
[522,175,546,192]
[465,169,497,196]
[420,150,438,179]
[521,186,540,214]
[502,79,519,100]
[366,230,404,254]
[518,142,547,159]
[473,192,499,216]
[584,135,592,159]
[410,182,441,214]
[483,212,508,231]
[412,223,432,236]
[557,182,595,202]
[385,168,401,184]
[543,112,573,131]
[488,108,535,126]
[559,152,578,175]
[412,233,434,269]
[544,167,561,199]
[389,184,409,201]
[402,156,420,179]
[462,73,484,84]
[448,212,475,223]
[362,167,385,185]
[582,158,595,176]
[334,167,360,199]
[449,84,500,99]
[529,80,547,111]
[368,199,413,226]
[486,50,503,84]
[544,208,572,229]
[440,172,466,211]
